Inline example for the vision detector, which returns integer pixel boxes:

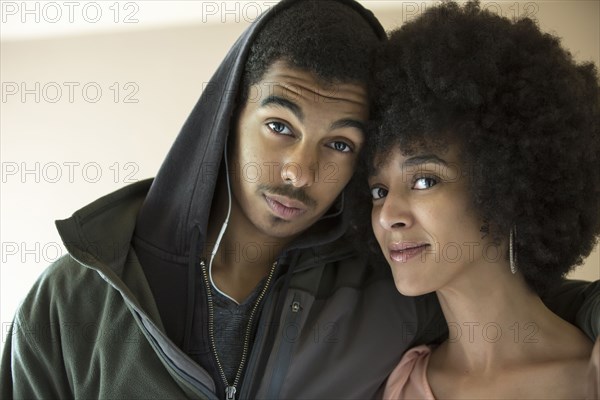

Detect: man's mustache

[257,183,317,209]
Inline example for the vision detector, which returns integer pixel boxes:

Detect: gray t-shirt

[211,279,266,384]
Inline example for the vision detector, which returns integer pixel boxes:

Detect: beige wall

[1,1,598,340]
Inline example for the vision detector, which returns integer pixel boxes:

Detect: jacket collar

[56,179,152,279]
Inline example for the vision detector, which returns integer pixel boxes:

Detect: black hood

[134,0,385,264]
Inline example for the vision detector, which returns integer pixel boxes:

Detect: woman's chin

[393,280,433,297]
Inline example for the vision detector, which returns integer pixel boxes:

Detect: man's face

[229,60,369,242]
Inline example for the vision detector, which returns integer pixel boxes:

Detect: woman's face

[368,145,501,296]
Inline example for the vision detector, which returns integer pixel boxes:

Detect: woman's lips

[388,243,430,263]
[264,195,307,220]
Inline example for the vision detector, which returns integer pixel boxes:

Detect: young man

[2,1,598,399]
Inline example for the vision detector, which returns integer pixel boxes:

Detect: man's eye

[413,176,438,190]
[267,122,292,135]
[328,141,353,153]
[370,187,388,200]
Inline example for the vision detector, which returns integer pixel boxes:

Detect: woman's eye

[267,121,292,135]
[413,177,438,190]
[370,187,388,200]
[328,141,352,153]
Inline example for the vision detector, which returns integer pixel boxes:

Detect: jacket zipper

[240,257,333,399]
[236,276,284,398]
[200,259,277,400]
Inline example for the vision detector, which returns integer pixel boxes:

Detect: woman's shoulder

[382,345,436,400]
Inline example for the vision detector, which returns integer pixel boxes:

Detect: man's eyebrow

[403,154,449,167]
[330,119,366,134]
[260,96,304,121]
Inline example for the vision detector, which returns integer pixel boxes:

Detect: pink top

[382,340,600,399]
[381,345,435,400]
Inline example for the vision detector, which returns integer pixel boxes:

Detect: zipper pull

[225,386,236,400]
[291,300,301,313]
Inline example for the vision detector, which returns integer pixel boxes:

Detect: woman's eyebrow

[403,154,449,167]
[369,153,449,178]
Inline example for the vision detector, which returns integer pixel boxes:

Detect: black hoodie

[131,0,410,397]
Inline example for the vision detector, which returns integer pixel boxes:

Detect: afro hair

[370,0,600,294]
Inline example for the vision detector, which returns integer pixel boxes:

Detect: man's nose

[281,144,318,188]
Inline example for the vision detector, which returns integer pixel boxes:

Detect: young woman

[368,1,600,398]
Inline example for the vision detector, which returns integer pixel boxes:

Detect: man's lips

[388,242,430,263]
[264,194,307,220]
[266,194,307,210]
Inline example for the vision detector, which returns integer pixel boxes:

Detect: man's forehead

[251,60,369,106]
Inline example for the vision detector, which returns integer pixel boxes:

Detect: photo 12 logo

[1,161,140,184]
[1,1,140,24]
[2,82,140,104]
[400,1,539,23]
[200,1,278,23]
